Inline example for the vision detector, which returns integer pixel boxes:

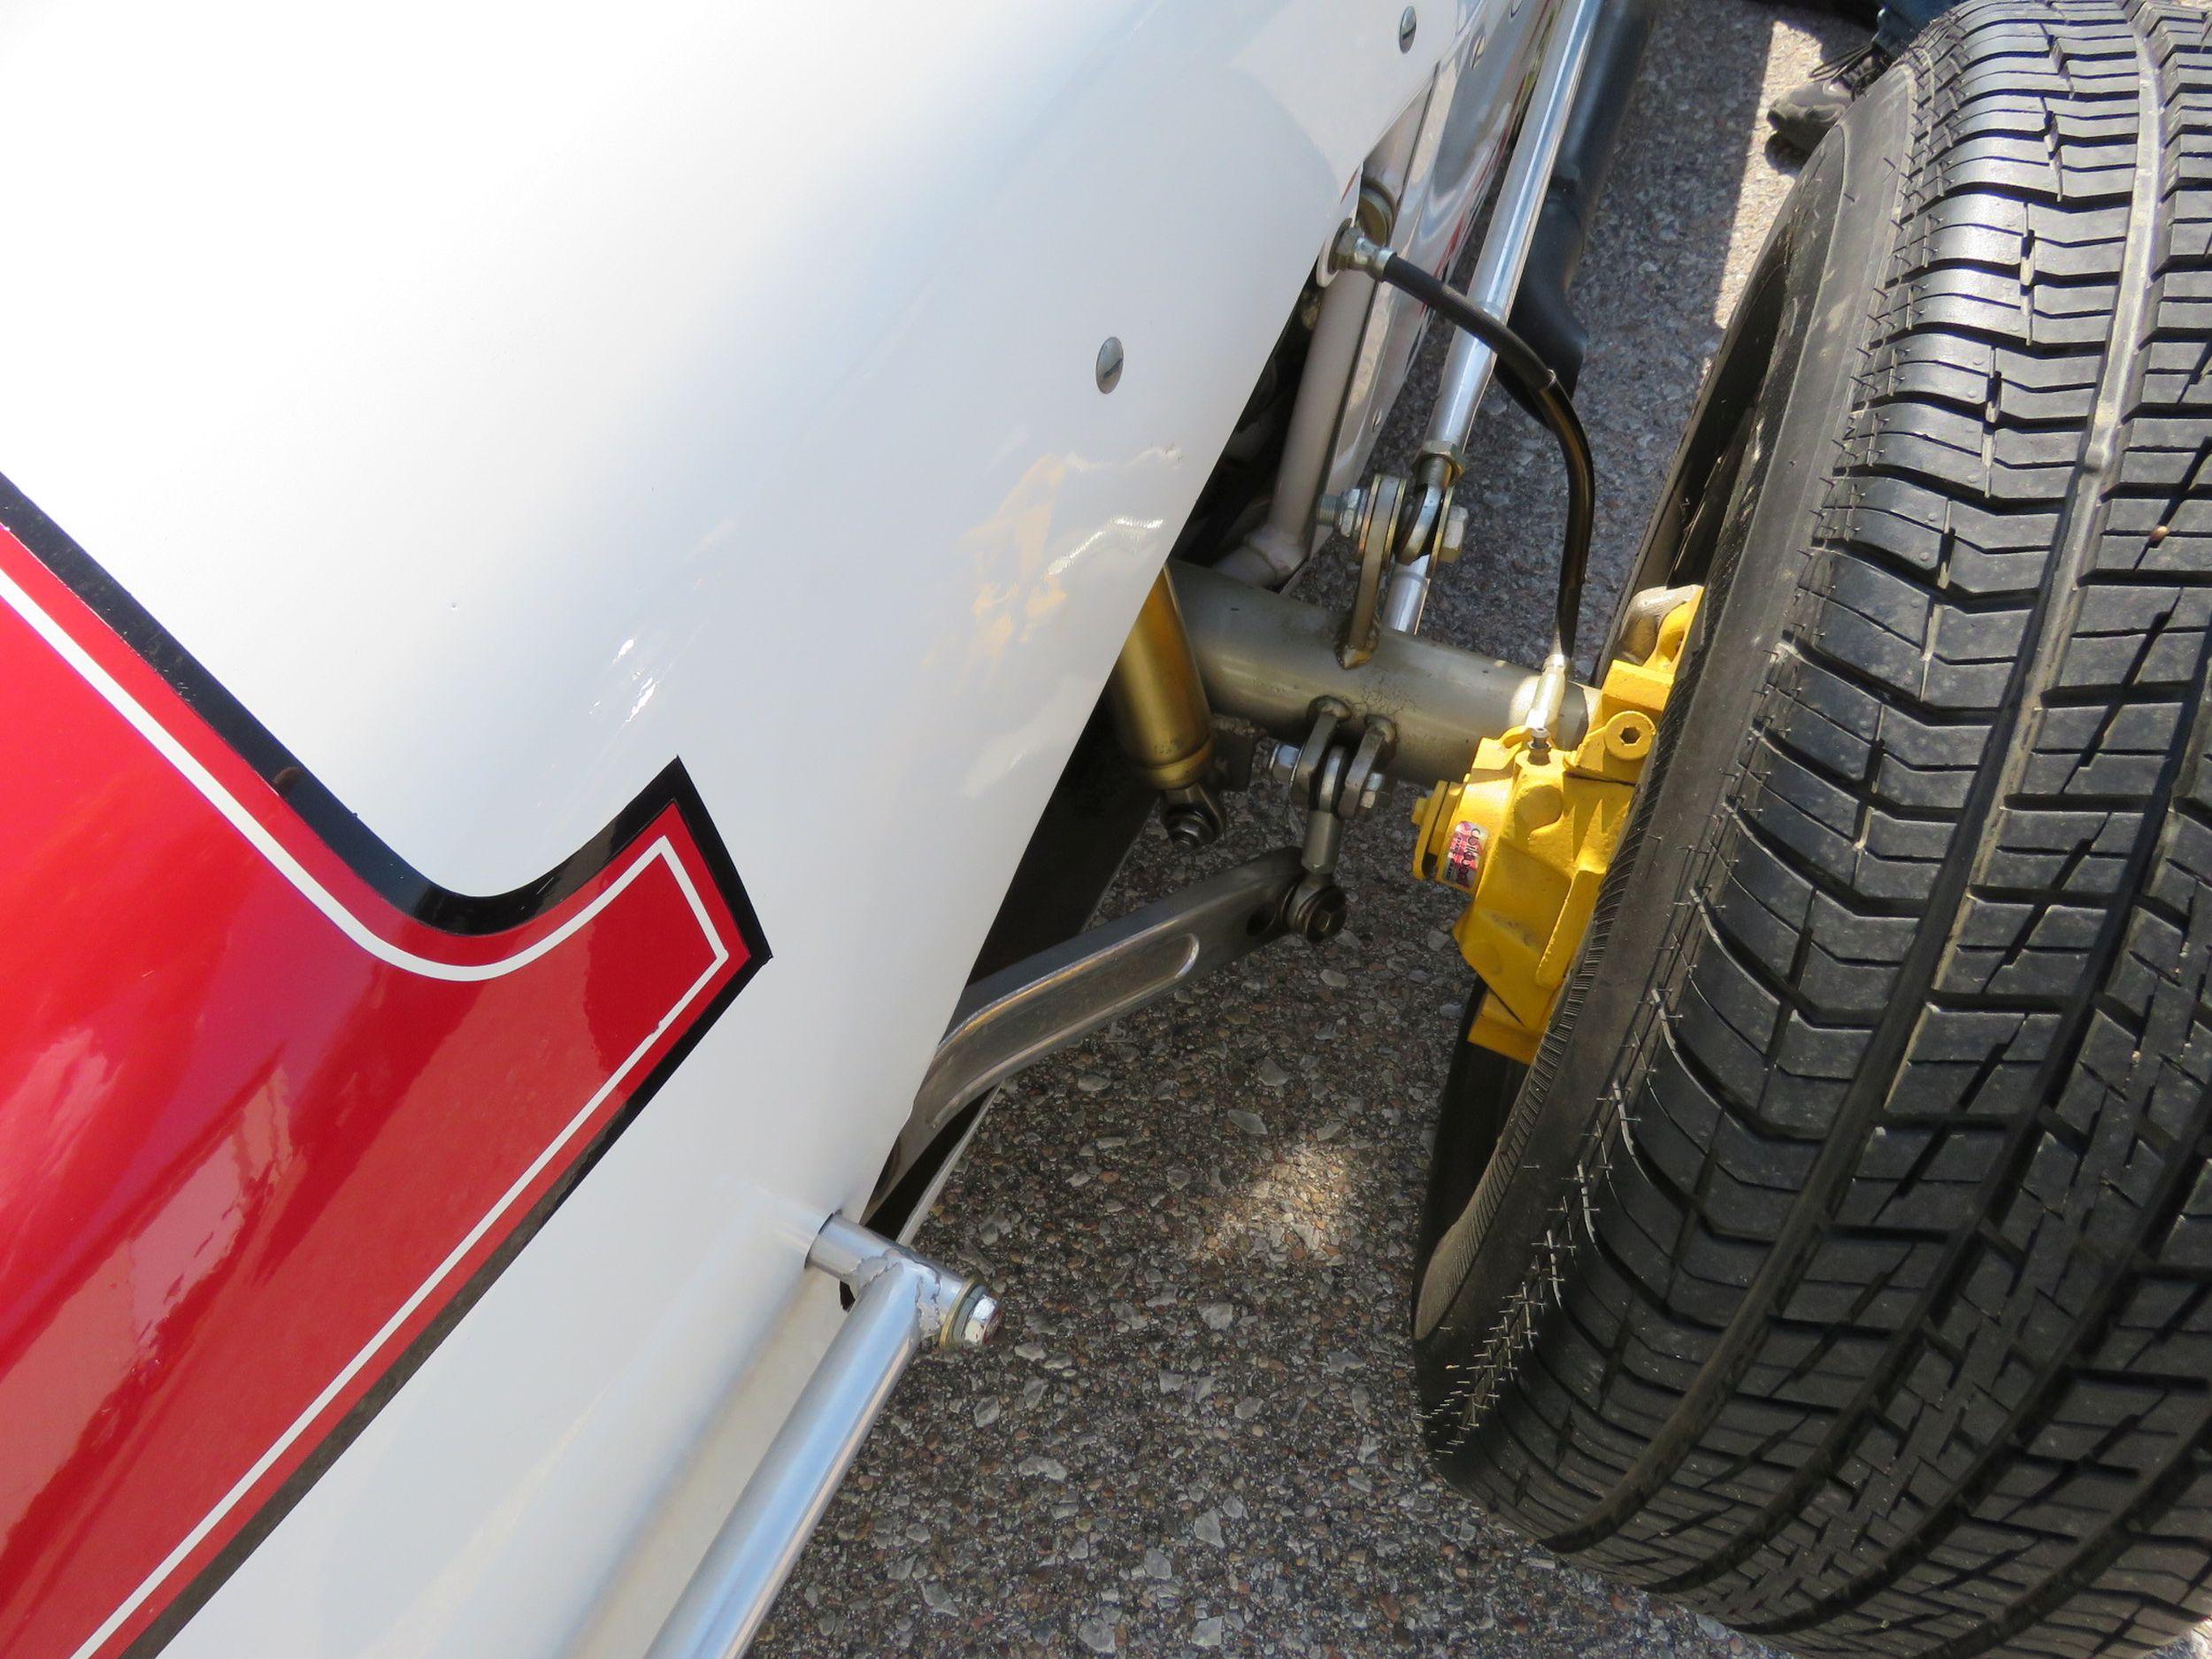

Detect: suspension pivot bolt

[1284,877,1348,945]
[1316,488,1363,540]
[1162,781,1226,849]
[1164,804,1217,848]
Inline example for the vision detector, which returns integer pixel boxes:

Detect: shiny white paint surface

[0,3,1476,1654]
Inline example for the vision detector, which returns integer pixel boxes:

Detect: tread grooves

[1419,7,2212,1657]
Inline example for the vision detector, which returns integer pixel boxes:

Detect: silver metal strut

[644,1217,996,1659]
[1214,240,1383,586]
[1381,0,1604,636]
[1170,561,1593,787]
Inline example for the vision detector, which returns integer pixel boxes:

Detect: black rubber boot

[1765,38,1893,154]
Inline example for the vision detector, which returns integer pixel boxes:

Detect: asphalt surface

[758,6,2210,1656]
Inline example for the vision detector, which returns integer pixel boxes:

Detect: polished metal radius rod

[644,1217,997,1659]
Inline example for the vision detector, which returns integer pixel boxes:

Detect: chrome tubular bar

[1422,0,1604,452]
[645,1217,996,1659]
[1382,0,1604,635]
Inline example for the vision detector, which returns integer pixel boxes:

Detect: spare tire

[1412,5,2212,1657]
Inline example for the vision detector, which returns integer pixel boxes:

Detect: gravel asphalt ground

[760,6,2212,1656]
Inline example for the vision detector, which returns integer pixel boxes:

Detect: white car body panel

[0,0,1545,1652]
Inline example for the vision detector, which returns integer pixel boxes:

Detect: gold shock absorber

[1106,569,1224,846]
[1411,588,1701,1062]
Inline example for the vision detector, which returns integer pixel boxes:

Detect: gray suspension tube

[1171,562,1593,787]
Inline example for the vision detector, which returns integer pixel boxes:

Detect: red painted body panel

[0,518,759,1659]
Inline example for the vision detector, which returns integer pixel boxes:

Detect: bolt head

[1398,6,1417,50]
[1163,804,1217,849]
[955,1287,1001,1348]
[1286,877,1348,944]
[1296,884,1348,944]
[1095,336,1125,394]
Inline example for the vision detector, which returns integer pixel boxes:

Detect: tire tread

[1428,7,2212,1657]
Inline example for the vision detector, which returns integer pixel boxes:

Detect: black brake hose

[1357,243,1596,667]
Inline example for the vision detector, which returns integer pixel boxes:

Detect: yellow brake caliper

[1410,590,1701,1063]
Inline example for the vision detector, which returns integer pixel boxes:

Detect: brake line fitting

[1412,588,1700,1063]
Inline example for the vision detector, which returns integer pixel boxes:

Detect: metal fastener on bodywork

[1095,336,1125,393]
[1398,7,1417,50]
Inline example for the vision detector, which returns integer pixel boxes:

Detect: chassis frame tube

[645,1219,987,1659]
[1171,561,1591,786]
[1215,230,1384,585]
[1419,0,1603,456]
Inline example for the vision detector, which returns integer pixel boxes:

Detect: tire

[1411,6,2212,1658]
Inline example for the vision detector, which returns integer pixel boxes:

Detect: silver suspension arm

[1382,0,1604,636]
[894,844,1309,1180]
[643,1218,996,1659]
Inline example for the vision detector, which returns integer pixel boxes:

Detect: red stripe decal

[0,511,763,1659]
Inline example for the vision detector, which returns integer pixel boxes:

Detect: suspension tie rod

[1331,227,1598,711]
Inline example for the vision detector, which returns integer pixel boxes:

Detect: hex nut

[953,1286,1001,1348]
[1438,504,1469,565]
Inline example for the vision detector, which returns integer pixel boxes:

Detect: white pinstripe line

[0,566,735,1659]
[0,565,728,982]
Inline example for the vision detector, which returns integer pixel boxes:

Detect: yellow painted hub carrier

[1411,591,1701,1063]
